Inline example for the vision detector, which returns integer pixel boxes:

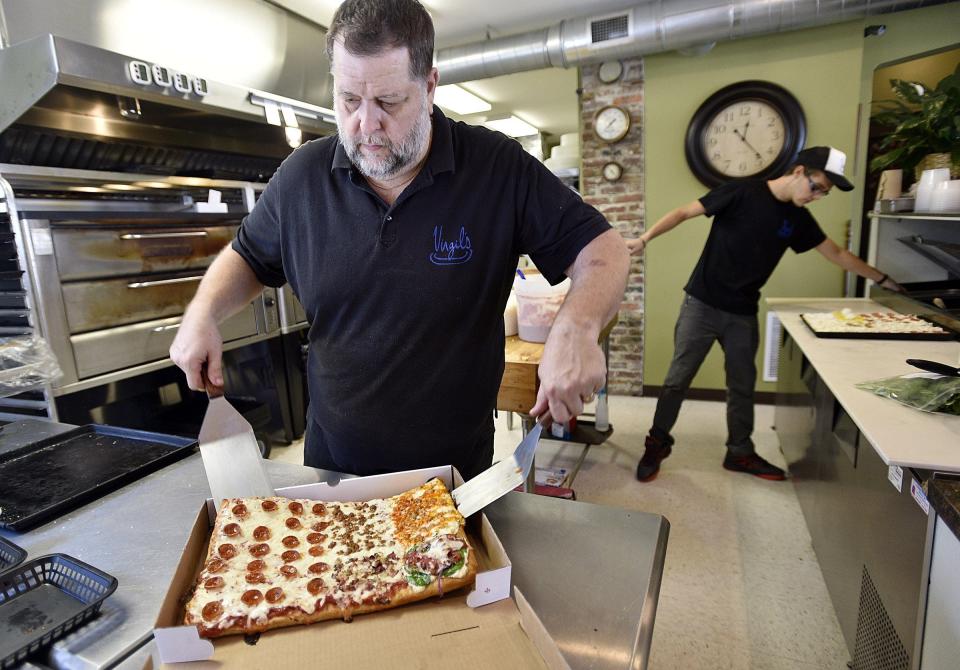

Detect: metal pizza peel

[451,419,543,518]
[197,368,274,503]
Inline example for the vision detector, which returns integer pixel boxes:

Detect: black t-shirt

[232,106,609,476]
[684,179,826,315]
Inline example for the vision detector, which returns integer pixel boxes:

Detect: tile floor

[269,396,851,669]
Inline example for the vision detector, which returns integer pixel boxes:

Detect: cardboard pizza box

[150,466,564,669]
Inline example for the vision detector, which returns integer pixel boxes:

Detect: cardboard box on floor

[150,466,566,669]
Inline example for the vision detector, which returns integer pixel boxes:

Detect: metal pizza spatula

[452,419,543,518]
[198,368,274,503]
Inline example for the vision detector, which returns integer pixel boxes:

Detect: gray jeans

[651,293,759,455]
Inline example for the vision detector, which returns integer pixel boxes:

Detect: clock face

[684,81,806,187]
[598,60,623,84]
[594,106,630,143]
[702,100,786,178]
[602,162,623,182]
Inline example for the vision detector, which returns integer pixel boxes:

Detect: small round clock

[594,105,631,144]
[602,161,623,182]
[684,81,806,187]
[597,60,624,84]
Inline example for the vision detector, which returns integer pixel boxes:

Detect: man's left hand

[529,322,607,425]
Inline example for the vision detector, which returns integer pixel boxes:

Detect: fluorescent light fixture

[68,186,109,193]
[484,115,539,138]
[434,84,491,115]
[102,183,140,191]
[285,126,303,149]
[134,181,176,189]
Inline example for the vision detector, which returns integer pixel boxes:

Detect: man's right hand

[169,310,224,391]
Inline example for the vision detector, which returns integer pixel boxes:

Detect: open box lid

[150,465,573,667]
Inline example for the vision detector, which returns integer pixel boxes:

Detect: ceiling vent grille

[590,14,629,44]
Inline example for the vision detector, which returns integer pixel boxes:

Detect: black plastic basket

[0,554,118,669]
[0,536,26,572]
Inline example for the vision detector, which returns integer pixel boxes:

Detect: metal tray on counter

[0,554,118,670]
[0,424,196,531]
[799,314,955,341]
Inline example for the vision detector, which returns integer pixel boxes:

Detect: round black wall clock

[684,80,806,187]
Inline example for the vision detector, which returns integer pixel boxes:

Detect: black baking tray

[800,314,956,341]
[0,554,118,670]
[0,424,196,531]
[0,536,26,572]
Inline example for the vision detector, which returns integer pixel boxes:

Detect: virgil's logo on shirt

[777,219,794,239]
[430,226,473,265]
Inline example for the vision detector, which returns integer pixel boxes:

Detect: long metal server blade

[198,396,274,503]
[453,422,543,518]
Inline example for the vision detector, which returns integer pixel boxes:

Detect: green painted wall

[643,21,863,392]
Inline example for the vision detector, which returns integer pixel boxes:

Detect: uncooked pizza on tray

[800,309,951,338]
[184,478,478,638]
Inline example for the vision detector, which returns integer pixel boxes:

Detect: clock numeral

[767,117,776,127]
[771,130,780,140]
[708,137,718,147]
[738,161,747,173]
[739,105,751,117]
[712,152,722,161]
[723,112,734,123]
[766,146,775,155]
[712,124,727,135]
[724,160,732,170]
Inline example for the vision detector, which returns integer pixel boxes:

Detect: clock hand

[732,127,763,160]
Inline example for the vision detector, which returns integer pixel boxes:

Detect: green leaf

[406,569,432,587]
[441,548,468,577]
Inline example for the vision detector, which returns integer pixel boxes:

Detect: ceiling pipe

[435,0,944,84]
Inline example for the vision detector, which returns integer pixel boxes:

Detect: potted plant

[870,62,960,181]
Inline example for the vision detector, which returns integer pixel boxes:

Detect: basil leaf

[406,569,431,587]
[441,548,468,577]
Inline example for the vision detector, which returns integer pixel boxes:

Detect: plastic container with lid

[513,271,570,343]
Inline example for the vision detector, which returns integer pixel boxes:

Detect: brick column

[580,58,644,394]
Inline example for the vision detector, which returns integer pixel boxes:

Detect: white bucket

[513,271,570,343]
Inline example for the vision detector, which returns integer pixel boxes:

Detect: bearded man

[170,0,629,479]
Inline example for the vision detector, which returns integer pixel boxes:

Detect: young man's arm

[815,238,903,292]
[625,200,706,256]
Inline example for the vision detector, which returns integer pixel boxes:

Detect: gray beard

[338,100,431,180]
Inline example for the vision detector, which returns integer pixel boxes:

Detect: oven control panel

[127,60,207,98]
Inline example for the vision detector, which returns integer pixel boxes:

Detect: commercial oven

[0,34,325,445]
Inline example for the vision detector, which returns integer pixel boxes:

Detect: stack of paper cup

[915,168,951,212]
[929,180,960,213]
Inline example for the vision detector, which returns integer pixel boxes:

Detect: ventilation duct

[436,0,944,84]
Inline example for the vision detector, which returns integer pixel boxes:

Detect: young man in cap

[627,146,900,482]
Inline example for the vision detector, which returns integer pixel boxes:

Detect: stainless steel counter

[1,453,668,669]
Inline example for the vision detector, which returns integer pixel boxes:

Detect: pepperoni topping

[241,589,263,606]
[231,503,248,518]
[206,558,226,573]
[245,571,266,584]
[288,501,304,515]
[311,521,332,532]
[253,526,271,541]
[266,587,285,603]
[280,565,299,578]
[307,578,325,595]
[311,503,327,515]
[306,533,326,544]
[217,544,237,559]
[202,601,223,621]
[308,562,329,574]
[204,576,224,590]
[282,536,300,548]
[223,523,241,537]
[308,546,324,557]
[250,543,270,557]
[285,518,302,530]
[247,559,265,572]
[281,550,301,563]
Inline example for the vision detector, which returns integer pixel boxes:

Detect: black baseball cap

[795,146,854,191]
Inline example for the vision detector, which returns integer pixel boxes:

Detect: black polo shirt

[685,179,826,315]
[233,106,609,476]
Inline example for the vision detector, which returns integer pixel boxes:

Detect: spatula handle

[906,358,960,377]
[200,364,225,399]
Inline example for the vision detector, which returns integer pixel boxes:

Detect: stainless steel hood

[0,34,337,181]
